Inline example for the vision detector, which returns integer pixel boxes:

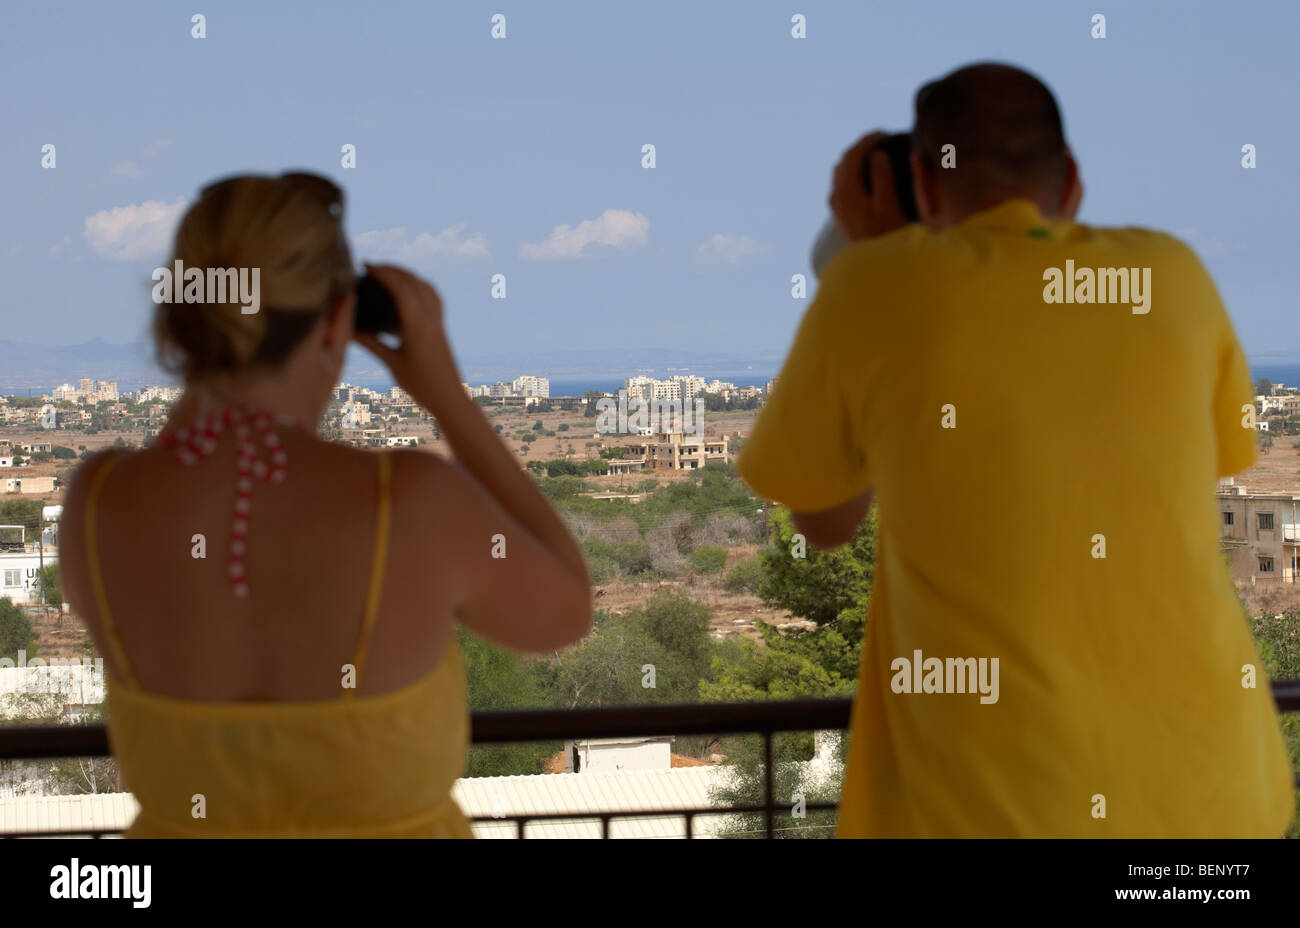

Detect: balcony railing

[1,682,1297,838]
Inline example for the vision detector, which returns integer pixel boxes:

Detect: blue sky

[2,0,1297,382]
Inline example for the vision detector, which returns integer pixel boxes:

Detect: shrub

[538,476,588,501]
[723,558,764,593]
[588,556,617,585]
[613,541,655,576]
[690,546,727,574]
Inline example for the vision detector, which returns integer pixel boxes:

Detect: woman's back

[65,437,460,702]
[63,440,474,837]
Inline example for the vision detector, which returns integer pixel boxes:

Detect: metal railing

[1,682,1298,838]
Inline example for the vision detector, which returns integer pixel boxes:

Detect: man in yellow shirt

[739,62,1295,837]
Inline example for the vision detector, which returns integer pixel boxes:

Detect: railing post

[764,732,774,839]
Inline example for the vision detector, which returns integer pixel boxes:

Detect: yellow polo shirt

[740,200,1295,837]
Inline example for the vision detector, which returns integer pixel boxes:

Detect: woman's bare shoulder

[62,447,134,526]
[384,447,467,494]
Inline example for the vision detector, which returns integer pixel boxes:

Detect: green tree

[0,498,43,538]
[458,628,559,777]
[1251,609,1300,838]
[690,546,727,574]
[40,564,63,606]
[539,594,714,707]
[0,597,36,663]
[756,507,876,626]
[700,506,877,836]
[707,732,843,839]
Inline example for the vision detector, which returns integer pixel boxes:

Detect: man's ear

[911,153,943,230]
[1059,154,1083,220]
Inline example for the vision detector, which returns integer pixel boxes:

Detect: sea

[1,366,1295,400]
[1253,364,1300,388]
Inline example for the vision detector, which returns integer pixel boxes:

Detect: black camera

[861,132,919,222]
[354,273,399,335]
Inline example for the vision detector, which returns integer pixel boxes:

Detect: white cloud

[83,196,189,261]
[111,161,141,178]
[1173,228,1247,259]
[697,233,770,264]
[142,139,173,157]
[48,235,73,257]
[355,224,488,261]
[521,209,649,260]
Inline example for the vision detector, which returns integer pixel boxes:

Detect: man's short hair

[912,62,1069,201]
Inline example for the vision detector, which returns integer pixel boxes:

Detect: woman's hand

[353,263,465,414]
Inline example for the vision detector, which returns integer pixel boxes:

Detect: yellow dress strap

[345,451,392,697]
[83,451,139,688]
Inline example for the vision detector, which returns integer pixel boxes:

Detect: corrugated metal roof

[453,766,735,838]
[0,767,740,839]
[0,793,138,837]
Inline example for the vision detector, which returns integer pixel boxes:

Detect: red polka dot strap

[155,405,302,597]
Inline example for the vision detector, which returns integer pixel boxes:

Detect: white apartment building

[51,379,118,406]
[668,375,705,403]
[340,401,371,429]
[624,375,708,405]
[510,375,550,398]
[133,385,182,404]
[625,378,683,403]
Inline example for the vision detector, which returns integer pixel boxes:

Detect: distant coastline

[0,364,1295,400]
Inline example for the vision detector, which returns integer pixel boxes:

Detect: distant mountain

[0,339,784,395]
[1,336,1293,395]
[0,338,160,392]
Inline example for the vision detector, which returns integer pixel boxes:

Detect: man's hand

[791,489,874,549]
[830,131,909,243]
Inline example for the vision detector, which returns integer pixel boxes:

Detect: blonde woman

[59,172,592,837]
